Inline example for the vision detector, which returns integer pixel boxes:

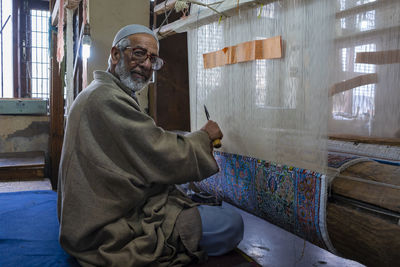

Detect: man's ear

[110,47,121,64]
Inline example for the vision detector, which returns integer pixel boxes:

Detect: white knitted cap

[112,24,158,47]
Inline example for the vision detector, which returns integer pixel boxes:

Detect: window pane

[30,9,50,99]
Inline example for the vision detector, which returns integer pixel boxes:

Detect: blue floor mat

[0,190,79,267]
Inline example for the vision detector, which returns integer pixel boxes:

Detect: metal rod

[0,14,10,34]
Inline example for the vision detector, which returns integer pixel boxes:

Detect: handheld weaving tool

[203,105,222,148]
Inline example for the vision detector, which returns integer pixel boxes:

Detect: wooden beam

[327,202,400,267]
[49,30,64,189]
[328,134,400,146]
[51,0,60,26]
[155,33,190,131]
[356,50,400,65]
[329,73,378,97]
[335,25,400,43]
[0,151,45,169]
[0,151,45,180]
[154,0,275,38]
[148,83,158,123]
[154,0,177,16]
[154,19,178,39]
[335,0,396,19]
[0,168,45,180]
[332,178,400,213]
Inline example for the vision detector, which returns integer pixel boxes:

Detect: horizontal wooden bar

[329,73,377,97]
[337,175,400,191]
[356,50,400,64]
[154,0,177,16]
[0,150,45,180]
[0,151,45,169]
[329,134,400,146]
[0,168,45,180]
[154,20,179,39]
[162,0,275,36]
[335,26,400,43]
[332,163,400,213]
[335,0,395,19]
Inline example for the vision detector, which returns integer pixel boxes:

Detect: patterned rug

[326,152,372,184]
[194,151,334,252]
[327,152,370,171]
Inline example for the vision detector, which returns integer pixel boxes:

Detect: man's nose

[139,56,152,69]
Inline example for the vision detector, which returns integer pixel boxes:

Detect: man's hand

[201,120,223,143]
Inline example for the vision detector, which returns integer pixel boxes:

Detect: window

[0,0,50,99]
[333,43,376,120]
[333,0,378,122]
[0,0,13,98]
[30,9,50,98]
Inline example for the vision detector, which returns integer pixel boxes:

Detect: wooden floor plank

[0,151,45,168]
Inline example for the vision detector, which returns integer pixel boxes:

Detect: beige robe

[57,71,219,266]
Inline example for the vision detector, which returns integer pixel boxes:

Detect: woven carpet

[194,151,334,252]
[327,152,371,171]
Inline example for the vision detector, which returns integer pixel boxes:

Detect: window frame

[12,0,49,98]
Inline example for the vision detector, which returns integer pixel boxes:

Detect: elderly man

[57,24,243,266]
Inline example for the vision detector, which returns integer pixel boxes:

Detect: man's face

[114,33,158,91]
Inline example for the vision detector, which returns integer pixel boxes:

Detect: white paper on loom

[188,0,335,174]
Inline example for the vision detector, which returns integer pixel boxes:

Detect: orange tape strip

[203,36,282,69]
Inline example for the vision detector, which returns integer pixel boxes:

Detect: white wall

[86,0,150,83]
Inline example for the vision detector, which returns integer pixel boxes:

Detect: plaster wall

[86,0,150,83]
[0,115,49,153]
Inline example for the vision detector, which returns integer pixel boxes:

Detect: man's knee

[223,207,244,243]
[198,205,244,256]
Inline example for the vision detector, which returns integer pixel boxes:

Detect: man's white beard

[115,55,149,92]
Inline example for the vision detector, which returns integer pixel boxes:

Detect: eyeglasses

[124,46,164,70]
